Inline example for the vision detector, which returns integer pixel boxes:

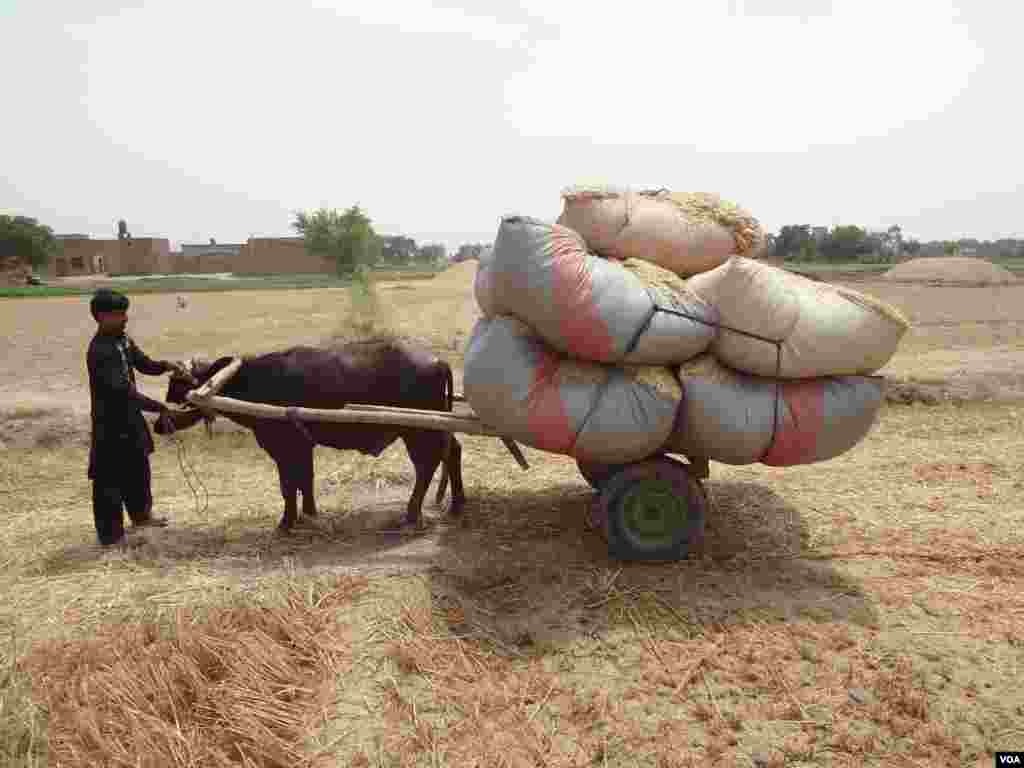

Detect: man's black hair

[90,288,130,318]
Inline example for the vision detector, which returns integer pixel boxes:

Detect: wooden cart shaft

[185,391,530,468]
[186,393,500,435]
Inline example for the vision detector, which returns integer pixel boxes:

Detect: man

[87,288,186,547]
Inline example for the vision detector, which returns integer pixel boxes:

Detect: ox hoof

[401,514,429,532]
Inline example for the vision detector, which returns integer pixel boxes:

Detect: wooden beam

[185,393,507,437]
[501,438,530,470]
[192,357,243,399]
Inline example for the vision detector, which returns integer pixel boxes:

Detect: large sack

[556,185,766,277]
[664,355,884,466]
[464,315,682,464]
[479,215,718,365]
[687,256,910,378]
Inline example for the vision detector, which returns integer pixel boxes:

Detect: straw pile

[882,257,1018,285]
[21,576,367,768]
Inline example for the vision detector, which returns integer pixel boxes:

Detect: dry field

[1,264,1023,767]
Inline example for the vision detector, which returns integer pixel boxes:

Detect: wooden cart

[185,359,708,562]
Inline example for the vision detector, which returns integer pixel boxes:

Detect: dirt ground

[1,265,1023,766]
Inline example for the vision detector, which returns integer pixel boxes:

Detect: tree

[291,205,382,275]
[453,243,487,262]
[417,243,446,265]
[772,225,811,259]
[381,235,418,264]
[0,215,59,270]
[885,225,904,260]
[798,238,818,262]
[821,225,868,262]
[942,240,960,256]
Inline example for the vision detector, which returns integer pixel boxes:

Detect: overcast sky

[1,0,1021,250]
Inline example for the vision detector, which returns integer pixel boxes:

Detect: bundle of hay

[882,257,1017,285]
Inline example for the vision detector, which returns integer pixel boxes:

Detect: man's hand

[163,360,189,378]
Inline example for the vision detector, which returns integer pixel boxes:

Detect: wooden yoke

[187,357,242,436]
[194,357,243,399]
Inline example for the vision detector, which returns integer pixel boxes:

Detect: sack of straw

[477,215,718,365]
[665,354,885,466]
[557,184,766,277]
[464,315,682,464]
[687,256,910,378]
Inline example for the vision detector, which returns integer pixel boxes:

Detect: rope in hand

[162,414,210,518]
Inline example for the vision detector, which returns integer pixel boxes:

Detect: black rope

[648,302,786,452]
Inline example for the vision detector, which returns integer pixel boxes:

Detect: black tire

[596,456,706,562]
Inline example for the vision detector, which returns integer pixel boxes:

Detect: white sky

[1,0,1021,250]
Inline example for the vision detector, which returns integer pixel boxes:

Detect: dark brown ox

[155,338,465,532]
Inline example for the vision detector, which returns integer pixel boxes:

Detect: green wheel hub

[618,478,689,549]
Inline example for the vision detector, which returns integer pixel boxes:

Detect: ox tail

[434,360,454,506]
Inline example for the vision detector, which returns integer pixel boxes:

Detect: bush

[348,264,381,334]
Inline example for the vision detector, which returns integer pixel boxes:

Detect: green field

[0,267,443,299]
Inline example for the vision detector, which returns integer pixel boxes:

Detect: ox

[155,338,465,532]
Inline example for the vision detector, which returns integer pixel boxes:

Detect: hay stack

[882,257,1018,285]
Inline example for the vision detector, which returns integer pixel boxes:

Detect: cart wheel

[576,459,624,490]
[595,456,706,562]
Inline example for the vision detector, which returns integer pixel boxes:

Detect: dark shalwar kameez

[87,332,170,545]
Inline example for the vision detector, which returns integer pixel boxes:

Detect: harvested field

[1,261,1023,766]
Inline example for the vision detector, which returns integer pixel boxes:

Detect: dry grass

[20,575,367,768]
[1,265,1024,765]
[0,637,47,767]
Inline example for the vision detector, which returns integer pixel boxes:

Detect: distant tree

[772,225,811,259]
[820,225,868,262]
[381,235,418,264]
[117,219,131,242]
[417,243,446,265]
[942,240,960,256]
[453,243,488,262]
[0,215,59,270]
[798,238,818,262]
[903,238,922,256]
[884,225,904,260]
[291,205,383,275]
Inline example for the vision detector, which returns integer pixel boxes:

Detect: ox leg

[255,428,308,533]
[445,436,466,518]
[401,432,446,528]
[272,458,302,532]
[299,446,318,519]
